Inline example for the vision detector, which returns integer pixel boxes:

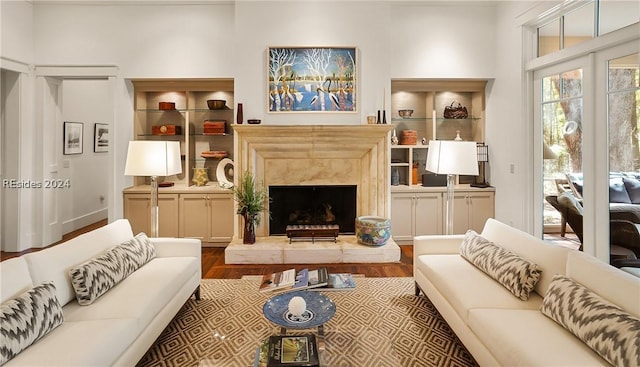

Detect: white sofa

[414,218,640,366]
[1,219,201,366]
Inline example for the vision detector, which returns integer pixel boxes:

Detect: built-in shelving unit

[124,79,235,245]
[389,79,495,239]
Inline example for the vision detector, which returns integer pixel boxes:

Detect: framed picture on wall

[94,123,109,153]
[267,46,357,113]
[63,121,83,155]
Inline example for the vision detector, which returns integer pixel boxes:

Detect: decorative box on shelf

[203,120,226,135]
[152,124,182,135]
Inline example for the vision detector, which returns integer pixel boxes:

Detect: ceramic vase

[192,167,209,186]
[236,103,243,124]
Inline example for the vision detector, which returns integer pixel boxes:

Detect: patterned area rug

[137,277,478,367]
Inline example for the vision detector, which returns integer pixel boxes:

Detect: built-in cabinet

[124,79,236,245]
[123,187,233,245]
[390,192,443,241]
[179,193,234,243]
[453,192,496,234]
[389,79,494,242]
[123,193,180,237]
[390,187,494,243]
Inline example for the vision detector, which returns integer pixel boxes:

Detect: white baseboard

[62,208,108,235]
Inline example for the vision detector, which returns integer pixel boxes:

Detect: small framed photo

[94,123,109,153]
[63,121,83,155]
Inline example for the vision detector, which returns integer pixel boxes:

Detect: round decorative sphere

[288,296,306,316]
[355,216,391,246]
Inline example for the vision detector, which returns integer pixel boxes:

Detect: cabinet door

[123,193,179,237]
[452,194,471,234]
[208,193,234,243]
[468,192,495,233]
[414,193,443,236]
[179,194,210,240]
[390,193,414,241]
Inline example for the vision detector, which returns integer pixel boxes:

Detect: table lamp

[426,140,478,235]
[124,140,182,237]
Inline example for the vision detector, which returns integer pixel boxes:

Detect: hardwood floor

[1,220,414,278]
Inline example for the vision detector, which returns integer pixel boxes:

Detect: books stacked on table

[254,334,320,367]
[258,268,355,293]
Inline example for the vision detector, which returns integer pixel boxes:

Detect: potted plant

[233,170,269,244]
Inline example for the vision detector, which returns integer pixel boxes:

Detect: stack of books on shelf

[258,268,356,293]
[254,334,320,367]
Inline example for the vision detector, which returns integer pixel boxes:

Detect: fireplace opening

[269,185,357,235]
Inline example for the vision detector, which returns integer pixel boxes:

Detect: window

[537,0,639,57]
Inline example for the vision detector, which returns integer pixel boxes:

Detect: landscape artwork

[267,47,356,112]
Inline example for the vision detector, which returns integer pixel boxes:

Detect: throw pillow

[541,274,640,367]
[623,177,640,204]
[0,282,64,365]
[459,230,542,301]
[609,178,632,204]
[69,233,156,305]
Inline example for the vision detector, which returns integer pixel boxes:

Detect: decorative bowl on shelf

[207,99,227,110]
[200,150,228,159]
[247,119,261,124]
[398,109,413,118]
[355,216,391,246]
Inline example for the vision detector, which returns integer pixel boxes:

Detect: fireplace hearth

[269,185,357,235]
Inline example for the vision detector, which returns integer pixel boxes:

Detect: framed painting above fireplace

[267,46,357,113]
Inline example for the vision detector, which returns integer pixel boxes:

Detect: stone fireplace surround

[225,124,400,264]
[232,124,394,238]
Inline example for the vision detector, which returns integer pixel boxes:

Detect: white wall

[2,1,541,246]
[234,1,391,124]
[390,3,497,78]
[1,70,21,251]
[32,3,236,227]
[1,0,34,65]
[61,79,110,233]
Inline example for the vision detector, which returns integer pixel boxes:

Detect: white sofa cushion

[0,282,64,365]
[0,258,33,303]
[69,233,156,305]
[468,308,609,366]
[3,318,138,367]
[480,218,573,296]
[460,230,542,301]
[541,274,640,367]
[24,219,135,306]
[566,250,640,319]
[416,254,542,323]
[63,257,198,333]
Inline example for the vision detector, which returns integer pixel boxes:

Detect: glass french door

[603,49,640,261]
[534,58,588,248]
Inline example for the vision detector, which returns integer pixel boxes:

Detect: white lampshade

[426,140,479,176]
[124,141,182,177]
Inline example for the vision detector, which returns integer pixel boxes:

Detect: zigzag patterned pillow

[1,282,64,365]
[541,274,640,367]
[460,230,542,301]
[69,232,156,305]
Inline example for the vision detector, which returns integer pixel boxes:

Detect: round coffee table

[262,290,336,336]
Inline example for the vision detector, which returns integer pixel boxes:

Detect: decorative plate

[263,290,336,329]
[216,158,234,189]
